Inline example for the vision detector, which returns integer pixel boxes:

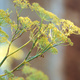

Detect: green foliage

[22,65,49,80]
[0,76,5,80]
[26,71,48,80]
[22,65,37,74]
[0,0,80,80]
[9,77,24,80]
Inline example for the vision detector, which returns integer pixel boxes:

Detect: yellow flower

[31,3,60,24]
[19,17,32,30]
[13,0,30,9]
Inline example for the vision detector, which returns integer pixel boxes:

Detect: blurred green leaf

[22,65,49,80]
[0,76,6,80]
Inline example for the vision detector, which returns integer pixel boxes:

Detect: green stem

[39,19,43,31]
[0,56,7,67]
[25,38,37,60]
[0,34,17,66]
[6,31,17,56]
[35,11,41,18]
[0,42,62,77]
[26,54,40,62]
[0,40,31,67]
[7,40,31,57]
[10,61,24,73]
[13,32,24,41]
[19,9,23,15]
[43,42,62,53]
[6,40,13,56]
[15,6,20,33]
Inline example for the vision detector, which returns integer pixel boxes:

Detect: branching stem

[0,40,31,67]
[0,42,62,77]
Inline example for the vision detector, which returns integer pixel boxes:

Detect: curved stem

[6,40,13,56]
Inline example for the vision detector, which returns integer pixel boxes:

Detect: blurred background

[0,0,80,80]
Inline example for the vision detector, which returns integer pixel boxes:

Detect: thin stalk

[6,40,13,56]
[39,19,43,31]
[35,11,41,18]
[25,38,37,60]
[0,33,17,66]
[36,43,51,55]
[43,42,63,53]
[19,8,23,15]
[0,56,7,67]
[13,31,24,41]
[6,30,18,56]
[7,40,31,57]
[15,6,21,33]
[10,61,24,73]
